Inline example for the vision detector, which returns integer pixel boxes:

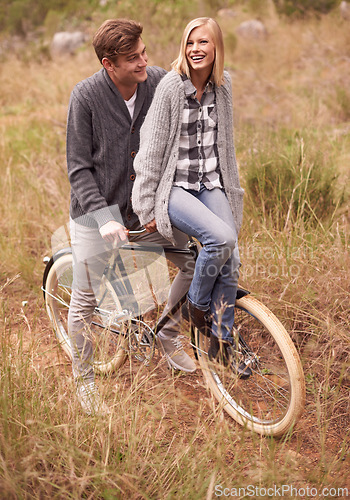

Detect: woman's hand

[145,219,157,233]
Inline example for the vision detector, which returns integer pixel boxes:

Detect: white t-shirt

[124,90,137,119]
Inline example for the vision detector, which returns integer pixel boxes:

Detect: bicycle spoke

[194,295,305,435]
[44,252,128,373]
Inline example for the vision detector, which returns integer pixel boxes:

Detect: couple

[67,17,247,416]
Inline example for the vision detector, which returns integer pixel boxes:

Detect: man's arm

[67,88,127,243]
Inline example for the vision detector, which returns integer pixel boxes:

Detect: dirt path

[3,280,350,496]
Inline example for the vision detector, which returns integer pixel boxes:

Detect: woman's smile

[186,25,215,73]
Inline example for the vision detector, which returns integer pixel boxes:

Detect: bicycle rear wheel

[195,295,305,436]
[43,250,128,374]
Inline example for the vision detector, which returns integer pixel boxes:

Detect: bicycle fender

[42,247,72,299]
[236,287,250,301]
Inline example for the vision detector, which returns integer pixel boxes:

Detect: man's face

[106,38,148,89]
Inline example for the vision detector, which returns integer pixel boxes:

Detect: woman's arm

[132,77,174,226]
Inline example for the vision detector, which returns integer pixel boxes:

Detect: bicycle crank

[127,318,156,365]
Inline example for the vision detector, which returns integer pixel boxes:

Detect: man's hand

[144,219,157,233]
[99,220,128,244]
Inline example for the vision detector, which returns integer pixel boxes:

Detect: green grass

[239,127,344,231]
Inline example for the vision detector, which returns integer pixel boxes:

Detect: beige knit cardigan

[132,70,244,244]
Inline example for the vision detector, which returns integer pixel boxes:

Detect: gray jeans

[68,219,194,383]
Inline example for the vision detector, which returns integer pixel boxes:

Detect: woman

[132,17,250,376]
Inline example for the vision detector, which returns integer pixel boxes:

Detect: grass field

[0,3,349,498]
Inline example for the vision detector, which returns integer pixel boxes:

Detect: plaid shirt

[174,76,222,191]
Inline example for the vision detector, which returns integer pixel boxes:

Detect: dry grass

[0,5,349,498]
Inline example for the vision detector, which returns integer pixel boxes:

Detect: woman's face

[185,25,215,75]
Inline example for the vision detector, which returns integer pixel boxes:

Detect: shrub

[240,129,344,230]
[272,0,340,17]
[1,0,99,35]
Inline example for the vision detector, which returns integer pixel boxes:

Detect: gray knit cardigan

[132,69,244,244]
[67,66,166,229]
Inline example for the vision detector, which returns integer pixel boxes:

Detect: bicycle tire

[195,294,305,436]
[43,250,128,374]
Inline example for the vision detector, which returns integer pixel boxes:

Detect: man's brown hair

[92,19,143,64]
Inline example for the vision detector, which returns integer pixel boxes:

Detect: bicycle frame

[42,231,250,344]
[103,237,199,337]
[42,228,306,436]
[101,235,250,340]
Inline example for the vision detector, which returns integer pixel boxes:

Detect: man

[67,19,195,415]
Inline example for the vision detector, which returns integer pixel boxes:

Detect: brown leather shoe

[188,301,211,337]
[181,302,190,322]
[208,333,252,379]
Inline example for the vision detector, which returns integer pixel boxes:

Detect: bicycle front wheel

[195,295,305,437]
[43,250,128,374]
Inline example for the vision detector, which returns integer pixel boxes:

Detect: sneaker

[208,334,252,379]
[76,381,110,416]
[157,335,196,372]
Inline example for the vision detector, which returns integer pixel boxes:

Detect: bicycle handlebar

[125,228,147,236]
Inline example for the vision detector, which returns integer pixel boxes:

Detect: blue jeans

[168,185,241,340]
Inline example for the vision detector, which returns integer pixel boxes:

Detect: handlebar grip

[126,228,147,236]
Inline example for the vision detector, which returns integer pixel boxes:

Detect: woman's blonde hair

[172,17,225,86]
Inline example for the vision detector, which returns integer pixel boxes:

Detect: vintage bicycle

[42,229,305,437]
